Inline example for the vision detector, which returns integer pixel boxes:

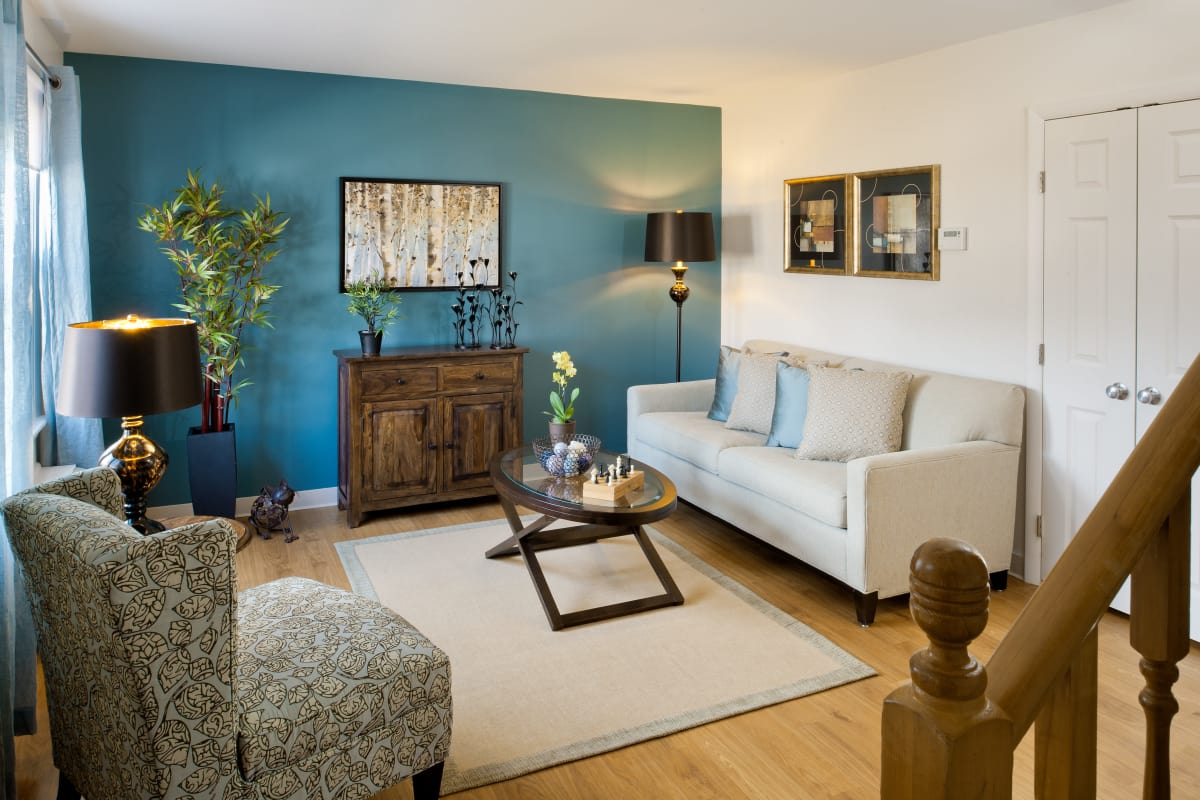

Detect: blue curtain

[42,65,101,468]
[1,0,37,795]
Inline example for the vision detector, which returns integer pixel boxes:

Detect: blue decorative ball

[545,454,564,474]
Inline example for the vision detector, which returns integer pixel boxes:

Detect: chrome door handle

[1137,386,1162,405]
[1105,382,1129,400]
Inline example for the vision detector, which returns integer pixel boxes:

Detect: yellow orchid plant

[546,350,580,423]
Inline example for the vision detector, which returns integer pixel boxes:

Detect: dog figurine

[250,479,297,542]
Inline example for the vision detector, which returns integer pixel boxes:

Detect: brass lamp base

[98,415,168,534]
[668,262,690,382]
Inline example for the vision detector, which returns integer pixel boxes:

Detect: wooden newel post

[882,538,1013,799]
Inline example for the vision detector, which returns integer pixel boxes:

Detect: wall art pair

[784,164,940,280]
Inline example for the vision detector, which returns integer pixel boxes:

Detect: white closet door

[1135,99,1200,641]
[1042,109,1139,570]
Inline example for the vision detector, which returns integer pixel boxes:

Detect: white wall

[720,0,1200,579]
[22,0,64,66]
[721,0,1200,385]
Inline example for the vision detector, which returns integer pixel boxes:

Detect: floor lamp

[57,315,203,533]
[645,210,716,381]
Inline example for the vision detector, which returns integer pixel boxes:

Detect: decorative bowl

[532,434,601,477]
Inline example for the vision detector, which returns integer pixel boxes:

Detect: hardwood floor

[15,499,1200,798]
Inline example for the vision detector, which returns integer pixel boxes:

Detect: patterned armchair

[1,468,452,800]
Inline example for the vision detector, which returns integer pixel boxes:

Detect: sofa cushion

[766,361,811,448]
[796,367,912,462]
[637,411,766,474]
[725,351,788,434]
[707,345,741,422]
[718,446,849,528]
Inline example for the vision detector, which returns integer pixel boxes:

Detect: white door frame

[1024,78,1200,583]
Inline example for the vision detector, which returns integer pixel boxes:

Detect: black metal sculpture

[250,479,297,542]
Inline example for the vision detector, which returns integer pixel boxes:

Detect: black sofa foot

[854,591,878,627]
[989,569,1008,592]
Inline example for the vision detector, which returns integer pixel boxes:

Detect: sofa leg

[413,761,446,800]
[854,591,878,627]
[56,773,81,800]
[989,569,1009,592]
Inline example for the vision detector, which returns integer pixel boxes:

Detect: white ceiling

[28,0,1125,105]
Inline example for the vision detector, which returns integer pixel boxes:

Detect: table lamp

[57,315,203,533]
[645,210,716,381]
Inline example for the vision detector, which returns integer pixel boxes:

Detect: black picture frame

[784,174,849,274]
[340,177,502,291]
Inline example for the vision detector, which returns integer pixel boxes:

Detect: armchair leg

[854,591,878,627]
[56,773,81,800]
[989,569,1008,592]
[412,761,446,800]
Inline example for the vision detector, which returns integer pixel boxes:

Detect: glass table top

[495,447,668,511]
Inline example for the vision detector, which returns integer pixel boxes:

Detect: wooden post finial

[908,537,991,707]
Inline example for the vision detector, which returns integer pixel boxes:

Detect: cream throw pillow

[795,366,912,462]
[724,352,786,434]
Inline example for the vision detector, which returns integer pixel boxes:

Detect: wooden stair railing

[882,352,1200,799]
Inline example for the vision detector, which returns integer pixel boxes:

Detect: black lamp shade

[57,317,204,419]
[644,211,716,263]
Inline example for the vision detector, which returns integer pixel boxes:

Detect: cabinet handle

[428,442,437,450]
[444,442,455,449]
[395,377,407,385]
[475,371,486,380]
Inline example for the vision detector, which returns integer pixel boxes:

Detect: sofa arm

[844,441,1021,599]
[627,379,715,450]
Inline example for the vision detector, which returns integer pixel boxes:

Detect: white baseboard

[150,486,338,520]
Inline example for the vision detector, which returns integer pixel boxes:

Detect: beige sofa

[627,339,1025,625]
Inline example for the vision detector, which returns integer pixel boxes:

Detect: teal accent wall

[66,55,721,506]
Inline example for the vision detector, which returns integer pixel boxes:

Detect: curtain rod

[25,42,62,90]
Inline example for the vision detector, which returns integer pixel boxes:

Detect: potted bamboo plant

[345,271,402,355]
[137,169,289,516]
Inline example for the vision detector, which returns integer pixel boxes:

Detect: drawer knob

[475,371,486,380]
[395,377,407,385]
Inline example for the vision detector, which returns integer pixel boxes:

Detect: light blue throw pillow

[707,345,741,422]
[766,361,811,447]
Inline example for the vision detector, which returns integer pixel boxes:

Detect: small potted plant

[544,350,580,442]
[346,271,402,355]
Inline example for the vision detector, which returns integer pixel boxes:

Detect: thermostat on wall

[937,227,967,251]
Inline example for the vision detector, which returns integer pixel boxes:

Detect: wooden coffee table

[487,446,683,630]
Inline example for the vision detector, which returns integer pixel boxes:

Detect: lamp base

[668,263,690,382]
[98,416,168,535]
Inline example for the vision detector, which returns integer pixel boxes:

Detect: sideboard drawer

[360,366,439,399]
[442,360,516,391]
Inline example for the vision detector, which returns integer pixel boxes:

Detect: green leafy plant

[137,169,289,432]
[345,271,402,334]
[544,350,579,423]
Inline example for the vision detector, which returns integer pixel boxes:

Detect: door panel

[363,399,437,500]
[1134,99,1200,640]
[1042,109,1139,569]
[442,392,509,491]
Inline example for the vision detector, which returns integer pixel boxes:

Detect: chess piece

[590,467,599,484]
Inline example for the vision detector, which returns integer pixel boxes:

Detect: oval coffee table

[488,446,683,630]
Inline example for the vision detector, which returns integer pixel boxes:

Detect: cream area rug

[336,519,874,794]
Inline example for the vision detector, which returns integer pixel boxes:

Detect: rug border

[335,519,876,794]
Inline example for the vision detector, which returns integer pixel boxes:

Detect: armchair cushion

[236,577,452,781]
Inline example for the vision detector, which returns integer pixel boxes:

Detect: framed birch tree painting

[340,177,502,290]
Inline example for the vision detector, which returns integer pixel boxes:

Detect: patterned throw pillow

[707,345,742,422]
[725,352,789,434]
[795,366,912,462]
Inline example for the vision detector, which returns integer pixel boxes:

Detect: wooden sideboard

[335,346,527,527]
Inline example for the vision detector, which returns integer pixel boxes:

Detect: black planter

[359,330,383,356]
[186,423,237,518]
